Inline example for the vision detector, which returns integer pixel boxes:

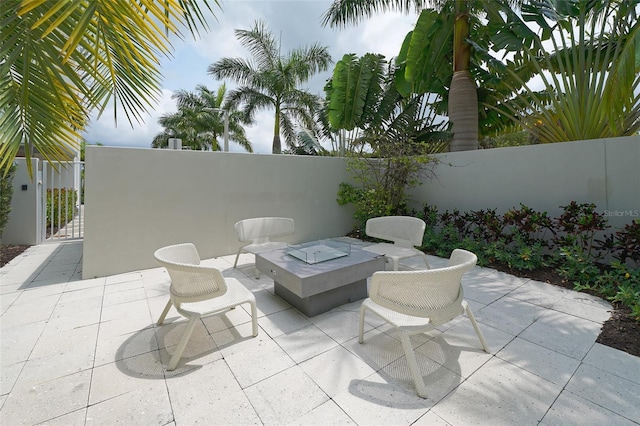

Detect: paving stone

[1,242,636,425]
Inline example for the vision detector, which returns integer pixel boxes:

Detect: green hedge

[46,188,78,229]
[0,164,17,237]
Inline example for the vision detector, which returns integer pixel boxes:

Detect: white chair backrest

[448,248,477,268]
[154,243,228,303]
[366,216,426,248]
[234,217,295,244]
[155,242,201,266]
[369,249,477,320]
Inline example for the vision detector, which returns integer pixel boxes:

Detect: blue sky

[82,1,419,153]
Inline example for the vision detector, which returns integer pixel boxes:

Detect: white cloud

[82,89,177,148]
[334,12,417,60]
[82,1,419,153]
[242,109,275,153]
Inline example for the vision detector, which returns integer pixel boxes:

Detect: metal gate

[41,160,84,241]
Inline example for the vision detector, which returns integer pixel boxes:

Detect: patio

[1,240,639,425]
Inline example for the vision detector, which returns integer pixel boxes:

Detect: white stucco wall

[82,147,356,278]
[410,136,639,231]
[2,158,41,245]
[83,137,638,278]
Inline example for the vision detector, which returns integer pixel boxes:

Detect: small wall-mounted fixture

[21,184,28,191]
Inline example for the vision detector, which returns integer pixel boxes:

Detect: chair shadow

[348,332,467,405]
[114,315,253,379]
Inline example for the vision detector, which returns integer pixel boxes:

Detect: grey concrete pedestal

[274,279,368,317]
[255,240,385,317]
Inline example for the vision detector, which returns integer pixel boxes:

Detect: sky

[82,0,419,154]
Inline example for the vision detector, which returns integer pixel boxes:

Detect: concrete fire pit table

[255,239,385,317]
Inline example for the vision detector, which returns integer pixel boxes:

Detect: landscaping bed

[491,262,640,357]
[0,244,30,267]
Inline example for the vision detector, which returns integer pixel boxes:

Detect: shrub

[46,188,78,229]
[0,163,17,237]
[492,234,546,271]
[598,220,640,268]
[552,202,609,262]
[503,204,554,247]
[592,262,640,321]
[407,202,640,322]
[337,151,435,235]
[422,204,550,271]
[556,244,602,287]
[337,183,394,236]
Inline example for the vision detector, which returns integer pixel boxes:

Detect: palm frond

[207,58,256,86]
[235,20,279,69]
[484,0,640,142]
[2,0,220,176]
[321,0,431,28]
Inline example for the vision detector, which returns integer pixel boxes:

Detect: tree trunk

[272,134,282,154]
[273,105,282,154]
[449,70,479,151]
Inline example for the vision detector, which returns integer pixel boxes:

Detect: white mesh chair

[359,249,489,398]
[155,243,258,371]
[362,216,430,270]
[233,217,295,278]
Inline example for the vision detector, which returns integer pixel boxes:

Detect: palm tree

[152,85,253,152]
[482,0,640,142]
[207,20,333,154]
[1,0,218,176]
[321,0,523,152]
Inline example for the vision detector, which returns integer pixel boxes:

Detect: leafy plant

[556,243,602,288]
[337,150,435,234]
[329,54,443,232]
[418,200,639,321]
[2,0,218,177]
[494,234,546,271]
[325,53,451,155]
[599,220,640,268]
[593,262,640,320]
[462,208,504,243]
[424,222,462,259]
[0,163,16,237]
[503,203,555,246]
[484,0,640,142]
[553,202,609,262]
[46,188,77,229]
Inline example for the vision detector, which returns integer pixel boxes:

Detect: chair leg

[167,316,199,371]
[421,253,431,269]
[254,266,261,279]
[399,332,428,398]
[463,301,490,353]
[358,305,367,344]
[391,257,399,271]
[249,300,259,337]
[233,249,242,268]
[157,299,172,326]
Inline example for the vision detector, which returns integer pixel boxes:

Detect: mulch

[490,263,639,357]
[0,244,30,267]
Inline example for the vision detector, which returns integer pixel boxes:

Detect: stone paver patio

[1,240,639,425]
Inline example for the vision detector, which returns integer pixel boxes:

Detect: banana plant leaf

[327,53,386,131]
